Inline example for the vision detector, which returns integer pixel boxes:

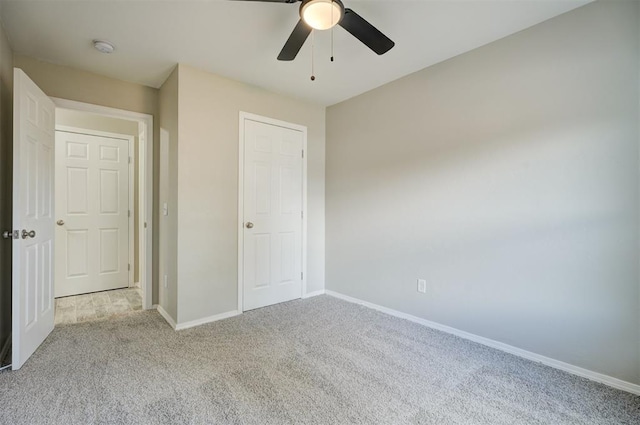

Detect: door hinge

[301,211,303,219]
[302,150,304,159]
[129,156,132,164]
[301,272,303,280]
[128,263,131,271]
[144,222,147,228]
[128,210,131,218]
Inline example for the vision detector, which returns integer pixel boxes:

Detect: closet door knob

[57,220,65,226]
[245,222,254,229]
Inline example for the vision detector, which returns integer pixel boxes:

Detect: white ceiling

[0,0,591,106]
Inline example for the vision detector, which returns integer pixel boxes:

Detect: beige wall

[0,22,12,353]
[56,108,140,135]
[172,64,325,324]
[326,1,640,384]
[56,109,142,284]
[9,56,326,325]
[14,55,161,304]
[158,67,179,321]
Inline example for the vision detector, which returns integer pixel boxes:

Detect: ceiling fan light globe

[301,0,342,30]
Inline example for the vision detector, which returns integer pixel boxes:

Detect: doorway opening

[52,99,153,324]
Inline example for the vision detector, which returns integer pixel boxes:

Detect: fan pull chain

[310,30,316,81]
[331,0,334,62]
[331,27,334,62]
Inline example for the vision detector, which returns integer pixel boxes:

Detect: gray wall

[158,67,179,321]
[0,21,12,356]
[326,0,640,384]
[174,64,325,324]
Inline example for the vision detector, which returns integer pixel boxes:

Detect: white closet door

[54,131,129,297]
[243,119,303,311]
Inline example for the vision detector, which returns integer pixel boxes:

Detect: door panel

[55,131,130,297]
[243,119,303,311]
[253,233,271,288]
[12,68,56,370]
[99,169,120,213]
[38,144,53,217]
[67,167,88,213]
[99,228,119,273]
[24,245,37,327]
[41,240,53,312]
[279,232,295,283]
[66,230,88,277]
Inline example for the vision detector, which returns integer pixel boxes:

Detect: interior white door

[54,131,130,297]
[12,68,55,370]
[243,119,303,311]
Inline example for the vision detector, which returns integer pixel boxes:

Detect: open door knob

[56,220,65,226]
[245,222,254,229]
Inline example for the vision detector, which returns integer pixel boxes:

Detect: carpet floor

[0,295,638,424]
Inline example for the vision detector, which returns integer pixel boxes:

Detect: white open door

[11,68,55,370]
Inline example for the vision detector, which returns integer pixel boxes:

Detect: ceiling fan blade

[339,8,395,55]
[277,19,312,61]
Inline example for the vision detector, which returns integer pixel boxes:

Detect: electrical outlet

[417,279,427,293]
[163,274,168,288]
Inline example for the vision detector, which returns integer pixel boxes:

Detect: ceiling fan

[237,0,395,61]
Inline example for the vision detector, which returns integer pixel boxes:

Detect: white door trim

[55,125,136,287]
[237,111,308,313]
[51,98,154,310]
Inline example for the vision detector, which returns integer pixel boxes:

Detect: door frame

[52,98,154,310]
[237,111,308,313]
[54,125,136,288]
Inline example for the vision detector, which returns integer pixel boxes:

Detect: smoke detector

[93,40,115,54]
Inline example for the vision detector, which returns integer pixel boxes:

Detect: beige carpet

[0,295,638,424]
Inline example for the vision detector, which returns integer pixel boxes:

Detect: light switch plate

[417,279,427,293]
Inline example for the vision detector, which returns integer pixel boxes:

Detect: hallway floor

[54,287,143,325]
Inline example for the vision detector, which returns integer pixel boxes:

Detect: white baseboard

[325,290,640,396]
[155,305,177,330]
[302,289,325,299]
[0,333,11,365]
[175,310,240,331]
